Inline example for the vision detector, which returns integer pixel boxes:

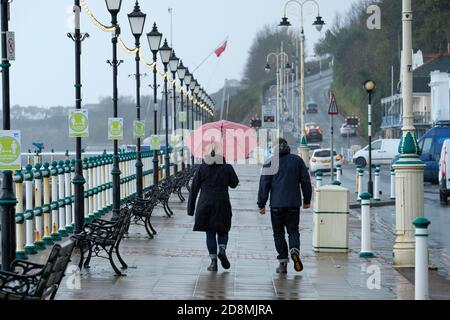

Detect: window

[421,137,432,154]
[371,141,382,150]
[314,150,337,157]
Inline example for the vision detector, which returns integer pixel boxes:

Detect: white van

[439,139,450,204]
[353,139,400,168]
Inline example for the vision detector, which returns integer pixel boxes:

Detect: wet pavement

[36,164,419,300]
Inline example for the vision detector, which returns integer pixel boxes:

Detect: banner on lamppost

[68,109,89,138]
[108,118,124,140]
[179,111,187,123]
[149,135,161,150]
[262,104,276,129]
[133,120,145,138]
[6,31,15,61]
[0,130,21,171]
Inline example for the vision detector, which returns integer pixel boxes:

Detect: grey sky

[5,0,356,108]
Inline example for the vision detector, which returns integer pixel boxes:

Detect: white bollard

[42,163,53,245]
[357,168,364,201]
[33,163,45,249]
[413,217,431,300]
[336,164,342,183]
[390,167,395,200]
[374,166,381,201]
[315,171,323,189]
[359,192,374,258]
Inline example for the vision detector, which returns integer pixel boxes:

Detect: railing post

[57,160,68,237]
[64,160,73,233]
[95,156,102,218]
[50,161,61,241]
[359,192,374,258]
[355,165,360,194]
[70,159,76,229]
[82,158,90,222]
[87,157,95,220]
[14,171,27,259]
[24,164,37,255]
[42,163,53,246]
[413,217,431,300]
[33,163,45,249]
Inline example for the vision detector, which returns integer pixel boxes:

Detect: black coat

[187,162,239,233]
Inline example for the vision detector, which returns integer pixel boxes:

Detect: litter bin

[313,184,350,253]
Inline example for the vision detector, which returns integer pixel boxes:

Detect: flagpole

[191,36,228,73]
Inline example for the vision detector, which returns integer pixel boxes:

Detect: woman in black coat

[188,143,239,271]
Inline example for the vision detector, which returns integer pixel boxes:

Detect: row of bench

[0,166,197,300]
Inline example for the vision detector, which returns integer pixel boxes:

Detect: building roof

[413,55,450,93]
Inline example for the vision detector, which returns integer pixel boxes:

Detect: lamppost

[279,0,325,163]
[1,0,16,271]
[190,78,197,166]
[184,70,192,167]
[128,1,146,199]
[364,80,376,197]
[147,22,162,186]
[392,0,425,267]
[68,0,89,234]
[169,51,179,173]
[177,60,187,170]
[159,39,173,178]
[265,52,288,136]
[105,0,123,220]
[194,82,201,129]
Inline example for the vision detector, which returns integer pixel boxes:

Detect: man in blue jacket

[257,138,312,273]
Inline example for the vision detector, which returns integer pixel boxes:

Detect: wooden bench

[0,239,76,300]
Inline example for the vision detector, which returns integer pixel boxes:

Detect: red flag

[214,40,227,57]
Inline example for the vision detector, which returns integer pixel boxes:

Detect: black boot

[207,258,218,271]
[276,262,288,274]
[218,248,231,269]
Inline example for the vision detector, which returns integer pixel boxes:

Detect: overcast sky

[4,0,357,108]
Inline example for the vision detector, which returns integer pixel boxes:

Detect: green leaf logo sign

[70,112,88,132]
[134,121,145,137]
[109,120,122,136]
[0,136,20,163]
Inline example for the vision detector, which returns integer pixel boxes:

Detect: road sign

[328,93,339,115]
[262,104,276,129]
[69,109,89,137]
[0,130,21,171]
[250,118,262,128]
[6,31,15,61]
[345,116,360,128]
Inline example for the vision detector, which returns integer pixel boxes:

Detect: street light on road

[279,0,325,163]
[146,22,162,186]
[364,79,376,197]
[128,0,146,199]
[159,39,173,179]
[105,0,123,220]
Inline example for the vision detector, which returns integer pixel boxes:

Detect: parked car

[305,123,323,142]
[310,149,342,174]
[391,121,450,184]
[439,139,450,204]
[340,123,356,136]
[306,102,318,113]
[353,139,400,168]
[308,143,322,156]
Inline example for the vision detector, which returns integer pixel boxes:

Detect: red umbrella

[186,120,257,161]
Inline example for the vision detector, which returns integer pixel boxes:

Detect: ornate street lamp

[177,60,187,170]
[146,22,162,186]
[169,50,179,173]
[105,0,123,220]
[128,1,146,199]
[159,39,173,178]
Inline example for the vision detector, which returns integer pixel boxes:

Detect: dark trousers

[270,207,300,262]
[206,231,229,257]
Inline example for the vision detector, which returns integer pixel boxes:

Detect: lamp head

[364,80,376,93]
[147,22,162,53]
[159,39,172,65]
[279,16,291,27]
[313,16,325,32]
[128,1,146,39]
